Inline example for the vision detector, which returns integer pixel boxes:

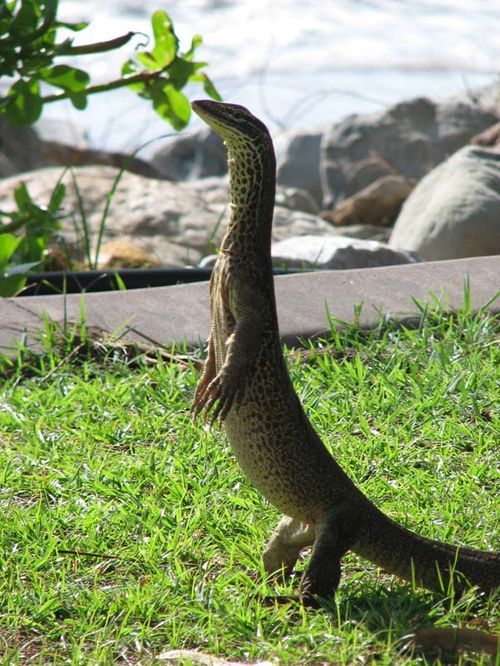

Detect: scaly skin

[191,99,499,600]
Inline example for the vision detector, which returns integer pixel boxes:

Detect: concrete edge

[0,256,498,357]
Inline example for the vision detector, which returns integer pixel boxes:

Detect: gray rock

[272,209,333,241]
[185,176,230,209]
[151,127,226,181]
[389,146,500,261]
[275,127,325,205]
[199,208,334,268]
[96,240,161,268]
[0,164,327,268]
[0,165,224,267]
[332,155,396,199]
[99,235,201,268]
[34,117,88,148]
[435,99,498,154]
[321,175,414,227]
[321,96,498,207]
[461,80,500,117]
[271,235,419,270]
[197,254,219,268]
[329,224,391,242]
[0,116,158,179]
[275,187,320,214]
[188,176,319,215]
[471,121,500,148]
[38,142,160,179]
[0,153,17,178]
[0,117,44,175]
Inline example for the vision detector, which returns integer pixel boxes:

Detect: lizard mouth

[191,99,228,136]
[191,100,267,143]
[191,99,233,122]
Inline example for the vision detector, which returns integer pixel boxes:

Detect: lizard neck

[220,135,276,259]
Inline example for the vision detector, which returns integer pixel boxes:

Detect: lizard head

[191,100,270,146]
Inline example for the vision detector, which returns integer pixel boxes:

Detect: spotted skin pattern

[191,100,500,601]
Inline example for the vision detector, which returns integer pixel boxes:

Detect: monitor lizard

[191,99,499,602]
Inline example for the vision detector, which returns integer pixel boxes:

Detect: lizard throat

[221,143,276,254]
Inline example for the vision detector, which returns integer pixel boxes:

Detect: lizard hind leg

[263,516,316,579]
[300,508,357,602]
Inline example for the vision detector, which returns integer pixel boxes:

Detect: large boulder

[271,235,419,270]
[471,122,500,148]
[275,186,319,215]
[38,143,160,179]
[321,96,498,207]
[389,146,500,260]
[0,165,336,269]
[0,116,158,179]
[0,117,44,176]
[97,240,161,269]
[321,175,414,227]
[188,176,319,214]
[151,127,226,181]
[199,210,334,267]
[0,165,224,266]
[271,209,334,241]
[275,127,326,206]
[324,224,391,243]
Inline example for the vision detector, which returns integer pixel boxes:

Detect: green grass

[0,305,498,665]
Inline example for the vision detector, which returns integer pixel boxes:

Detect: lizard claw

[192,379,212,419]
[194,370,245,425]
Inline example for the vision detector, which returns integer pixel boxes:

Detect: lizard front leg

[200,284,265,424]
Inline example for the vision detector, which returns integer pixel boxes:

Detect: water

[45,0,500,154]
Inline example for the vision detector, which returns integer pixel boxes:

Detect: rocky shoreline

[1,82,499,275]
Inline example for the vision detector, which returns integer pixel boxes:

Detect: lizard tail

[352,505,500,594]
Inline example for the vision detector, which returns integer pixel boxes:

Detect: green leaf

[0,274,26,297]
[0,253,39,296]
[0,48,17,77]
[41,64,90,92]
[68,91,87,110]
[113,272,127,291]
[125,79,146,94]
[182,34,202,62]
[166,57,200,90]
[136,51,159,72]
[13,182,33,210]
[54,20,89,32]
[48,182,66,211]
[135,10,178,72]
[164,85,190,124]
[7,79,42,125]
[121,59,138,77]
[151,10,178,68]
[8,1,38,37]
[6,260,41,276]
[146,82,186,130]
[199,73,222,101]
[0,233,22,267]
[122,60,144,87]
[121,59,146,92]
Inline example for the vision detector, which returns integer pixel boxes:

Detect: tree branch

[41,68,168,104]
[57,32,137,56]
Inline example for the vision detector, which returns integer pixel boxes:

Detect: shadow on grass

[261,575,497,662]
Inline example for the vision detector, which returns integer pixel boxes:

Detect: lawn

[0,303,498,665]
